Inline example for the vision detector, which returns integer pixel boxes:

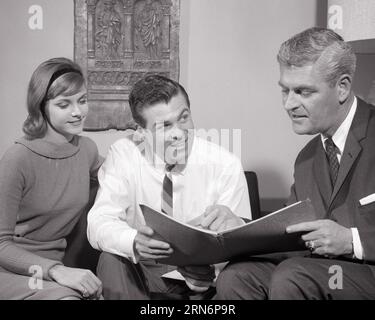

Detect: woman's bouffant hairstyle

[23,57,85,139]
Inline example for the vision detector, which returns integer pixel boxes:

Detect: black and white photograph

[1,0,375,311]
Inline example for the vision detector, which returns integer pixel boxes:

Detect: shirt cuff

[351,227,363,260]
[118,228,139,264]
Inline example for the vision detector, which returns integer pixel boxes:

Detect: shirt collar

[15,135,80,159]
[321,96,357,154]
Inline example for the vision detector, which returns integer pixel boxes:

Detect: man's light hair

[277,27,356,87]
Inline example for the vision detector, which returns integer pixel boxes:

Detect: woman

[0,58,103,299]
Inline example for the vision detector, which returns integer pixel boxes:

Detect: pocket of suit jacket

[359,193,375,214]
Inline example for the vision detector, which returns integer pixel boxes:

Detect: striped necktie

[161,164,175,216]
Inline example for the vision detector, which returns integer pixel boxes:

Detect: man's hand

[286,219,353,257]
[190,205,244,232]
[134,225,173,259]
[177,265,215,293]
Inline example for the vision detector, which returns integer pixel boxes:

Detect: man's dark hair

[129,74,190,128]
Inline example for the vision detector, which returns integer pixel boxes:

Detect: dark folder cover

[141,199,316,266]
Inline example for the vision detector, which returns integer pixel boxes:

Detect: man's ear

[337,74,352,103]
[133,124,146,142]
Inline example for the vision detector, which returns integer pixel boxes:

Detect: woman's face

[45,86,88,141]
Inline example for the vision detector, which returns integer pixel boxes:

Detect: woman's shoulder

[77,135,103,169]
[2,140,32,162]
[78,135,98,154]
[0,140,32,173]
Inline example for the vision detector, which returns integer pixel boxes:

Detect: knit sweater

[0,135,101,280]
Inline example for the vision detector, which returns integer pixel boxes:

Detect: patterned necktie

[161,164,175,216]
[324,138,340,187]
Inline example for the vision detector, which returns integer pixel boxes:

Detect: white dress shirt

[87,134,252,263]
[321,97,363,259]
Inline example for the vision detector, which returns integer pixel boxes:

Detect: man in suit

[215,27,375,299]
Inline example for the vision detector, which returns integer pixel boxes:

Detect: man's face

[278,63,341,137]
[142,91,194,165]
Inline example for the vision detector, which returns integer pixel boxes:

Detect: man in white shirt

[87,75,251,299]
[216,27,375,300]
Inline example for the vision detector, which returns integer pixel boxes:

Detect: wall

[0,0,334,211]
[0,0,74,151]
[183,0,321,210]
[353,54,375,105]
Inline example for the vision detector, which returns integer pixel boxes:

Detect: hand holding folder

[141,199,317,266]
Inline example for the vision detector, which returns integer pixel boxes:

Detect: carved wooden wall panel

[74,0,180,131]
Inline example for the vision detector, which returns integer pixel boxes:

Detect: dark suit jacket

[287,98,375,264]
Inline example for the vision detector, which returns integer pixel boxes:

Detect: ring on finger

[82,286,89,298]
[306,240,315,251]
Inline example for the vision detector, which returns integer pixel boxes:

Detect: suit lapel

[329,132,361,203]
[329,98,369,207]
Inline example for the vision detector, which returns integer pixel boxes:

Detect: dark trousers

[215,254,375,300]
[97,252,215,300]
